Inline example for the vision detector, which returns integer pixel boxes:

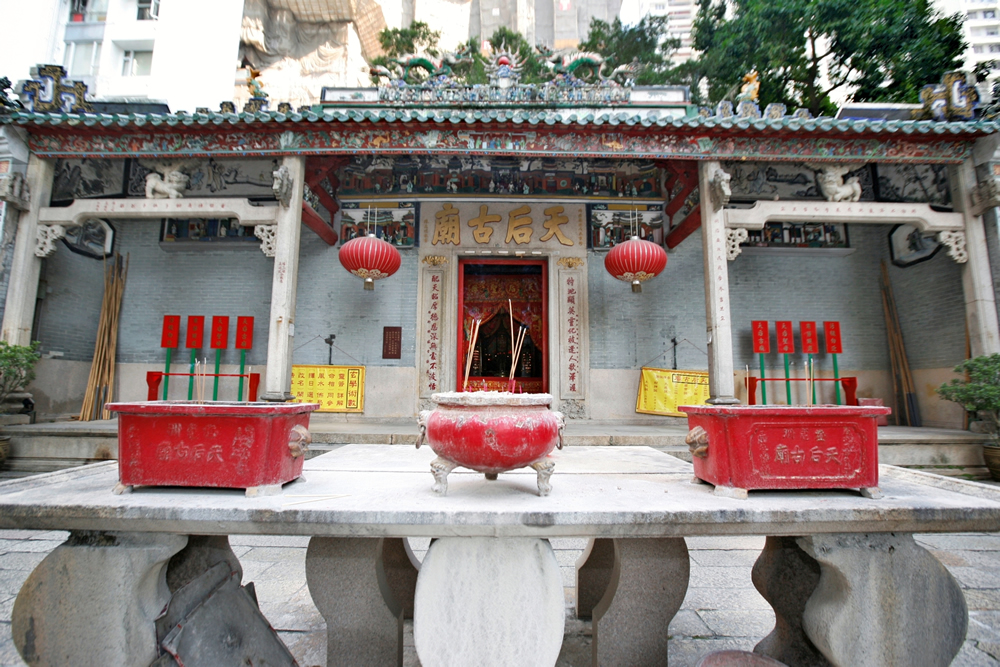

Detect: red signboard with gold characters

[775,321,795,354]
[161,315,180,349]
[210,316,229,349]
[185,316,205,349]
[800,321,819,354]
[751,321,770,354]
[824,321,843,354]
[235,316,254,350]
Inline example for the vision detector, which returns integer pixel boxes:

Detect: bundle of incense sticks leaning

[462,319,481,391]
[508,324,527,392]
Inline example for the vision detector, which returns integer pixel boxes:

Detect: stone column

[12,531,187,666]
[699,161,739,403]
[798,532,967,667]
[591,537,690,666]
[751,536,830,667]
[413,537,564,667]
[1,156,52,346]
[261,155,306,401]
[305,537,404,666]
[950,160,1000,356]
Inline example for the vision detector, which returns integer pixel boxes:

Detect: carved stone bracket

[0,172,30,211]
[804,163,865,202]
[421,255,448,266]
[726,228,748,260]
[557,257,585,269]
[709,165,731,212]
[970,177,1000,216]
[938,230,968,263]
[272,165,293,207]
[35,224,66,257]
[254,225,277,257]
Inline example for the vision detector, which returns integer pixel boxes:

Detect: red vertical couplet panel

[185,316,205,349]
[776,321,795,354]
[824,321,843,354]
[210,316,230,349]
[751,320,770,354]
[800,321,819,354]
[161,315,180,349]
[235,316,255,350]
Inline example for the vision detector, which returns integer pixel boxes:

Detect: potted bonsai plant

[0,341,41,468]
[937,354,1000,481]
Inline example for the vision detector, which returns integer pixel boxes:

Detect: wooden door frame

[456,258,549,392]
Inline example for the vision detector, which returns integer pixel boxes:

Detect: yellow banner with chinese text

[635,368,710,417]
[290,365,365,413]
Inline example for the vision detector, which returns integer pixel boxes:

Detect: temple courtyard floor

[0,458,997,665]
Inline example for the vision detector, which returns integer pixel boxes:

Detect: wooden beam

[305,157,347,217]
[301,201,338,246]
[665,204,701,249]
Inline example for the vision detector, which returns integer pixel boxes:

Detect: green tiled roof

[2,107,998,136]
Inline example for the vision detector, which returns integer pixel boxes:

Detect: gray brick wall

[34,220,418,368]
[884,231,967,370]
[588,224,967,373]
[588,230,708,371]
[293,234,418,367]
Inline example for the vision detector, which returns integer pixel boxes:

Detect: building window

[990,43,1000,52]
[653,3,666,9]
[137,0,159,20]
[69,0,108,22]
[64,41,102,76]
[969,10,979,18]
[122,50,153,76]
[986,9,997,18]
[975,45,986,53]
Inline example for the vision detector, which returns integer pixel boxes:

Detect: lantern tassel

[364,278,374,291]
[632,280,642,293]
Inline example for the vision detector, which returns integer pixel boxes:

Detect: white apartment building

[626,0,694,62]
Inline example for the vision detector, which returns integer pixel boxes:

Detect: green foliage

[0,341,40,407]
[579,16,682,85]
[691,0,967,116]
[938,355,1000,442]
[377,21,441,59]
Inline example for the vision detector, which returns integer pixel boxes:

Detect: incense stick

[463,319,481,391]
[508,325,527,391]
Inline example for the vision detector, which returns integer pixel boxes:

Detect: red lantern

[604,237,667,293]
[338,233,402,290]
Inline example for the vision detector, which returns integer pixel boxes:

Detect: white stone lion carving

[806,164,863,202]
[145,170,190,199]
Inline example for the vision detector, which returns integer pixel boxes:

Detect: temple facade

[1,62,999,428]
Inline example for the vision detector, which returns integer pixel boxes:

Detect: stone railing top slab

[38,198,282,227]
[0,445,997,537]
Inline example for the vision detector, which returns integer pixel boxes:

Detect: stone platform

[2,418,992,477]
[0,445,998,666]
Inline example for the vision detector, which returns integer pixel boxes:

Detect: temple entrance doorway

[457,259,548,393]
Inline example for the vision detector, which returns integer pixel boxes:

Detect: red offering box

[680,405,890,493]
[107,401,319,491]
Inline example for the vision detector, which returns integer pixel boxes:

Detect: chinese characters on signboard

[428,202,583,248]
[636,369,711,417]
[290,365,365,412]
[422,270,445,394]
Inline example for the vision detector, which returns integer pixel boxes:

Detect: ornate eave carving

[970,177,1000,216]
[556,257,585,269]
[421,255,448,266]
[254,225,276,257]
[938,230,968,263]
[35,224,65,257]
[0,172,30,211]
[725,228,748,260]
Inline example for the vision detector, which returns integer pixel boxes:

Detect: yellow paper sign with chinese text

[635,368,710,417]
[290,365,365,413]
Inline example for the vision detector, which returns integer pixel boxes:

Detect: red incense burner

[417,392,565,496]
[679,404,891,499]
[108,401,319,496]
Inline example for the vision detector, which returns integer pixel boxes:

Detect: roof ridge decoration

[371,44,635,107]
[15,64,93,114]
